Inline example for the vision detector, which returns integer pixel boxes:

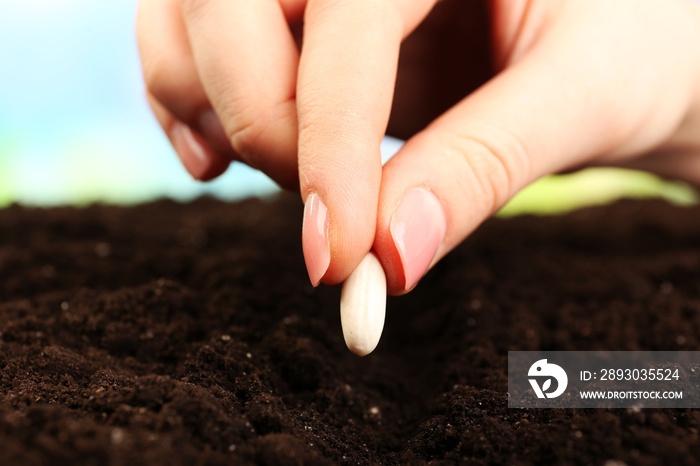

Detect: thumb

[373,0,700,294]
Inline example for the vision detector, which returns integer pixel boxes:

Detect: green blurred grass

[497,168,697,217]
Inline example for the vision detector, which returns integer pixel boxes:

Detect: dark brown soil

[1,195,700,465]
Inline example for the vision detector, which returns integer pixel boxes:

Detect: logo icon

[528,359,568,398]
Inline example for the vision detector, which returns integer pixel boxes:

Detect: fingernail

[198,109,232,154]
[171,122,214,180]
[302,193,331,287]
[390,187,447,291]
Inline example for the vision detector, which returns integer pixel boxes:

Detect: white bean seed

[340,252,387,356]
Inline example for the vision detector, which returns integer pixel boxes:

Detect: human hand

[137,0,700,297]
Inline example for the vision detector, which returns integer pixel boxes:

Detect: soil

[1,194,700,465]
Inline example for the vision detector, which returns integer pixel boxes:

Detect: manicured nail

[340,252,386,357]
[390,187,447,291]
[302,193,330,287]
[171,122,214,180]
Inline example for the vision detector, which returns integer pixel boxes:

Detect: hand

[137,0,700,295]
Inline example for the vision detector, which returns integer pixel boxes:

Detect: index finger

[296,0,436,285]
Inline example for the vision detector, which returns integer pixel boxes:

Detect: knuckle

[228,115,265,166]
[438,127,531,214]
[225,99,293,167]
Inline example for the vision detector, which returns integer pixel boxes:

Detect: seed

[340,252,386,356]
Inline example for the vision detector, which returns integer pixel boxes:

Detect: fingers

[297,0,436,286]
[137,0,235,180]
[146,93,231,181]
[137,0,205,125]
[180,0,302,189]
[374,0,700,294]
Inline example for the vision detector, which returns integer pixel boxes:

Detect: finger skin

[137,0,208,124]
[137,0,236,178]
[297,0,436,285]
[374,0,700,295]
[147,93,231,181]
[180,0,301,189]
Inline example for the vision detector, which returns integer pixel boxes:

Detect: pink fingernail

[171,122,214,180]
[390,188,447,291]
[302,193,331,287]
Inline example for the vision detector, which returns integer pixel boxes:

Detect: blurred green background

[0,0,696,214]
